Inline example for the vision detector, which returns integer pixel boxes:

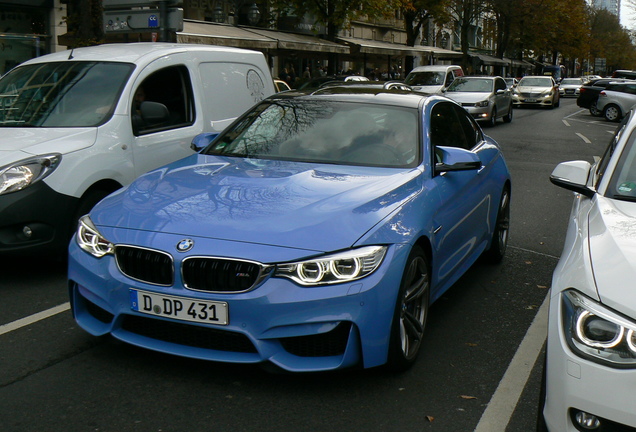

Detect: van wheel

[70,189,111,238]
[386,245,430,372]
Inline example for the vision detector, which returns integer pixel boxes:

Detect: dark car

[577,78,635,116]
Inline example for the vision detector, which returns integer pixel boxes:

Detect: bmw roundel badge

[176,239,194,252]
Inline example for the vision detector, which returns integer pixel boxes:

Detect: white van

[404,65,464,94]
[0,43,275,255]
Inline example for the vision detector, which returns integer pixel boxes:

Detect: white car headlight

[0,154,61,195]
[562,290,636,367]
[275,246,387,286]
[475,100,489,107]
[76,215,114,258]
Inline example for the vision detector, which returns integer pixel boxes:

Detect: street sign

[104,8,183,33]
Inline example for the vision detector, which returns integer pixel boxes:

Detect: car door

[493,77,510,115]
[427,101,496,297]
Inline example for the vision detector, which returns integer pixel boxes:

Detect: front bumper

[0,181,78,255]
[462,106,492,122]
[512,94,555,107]
[543,294,636,431]
[68,231,410,372]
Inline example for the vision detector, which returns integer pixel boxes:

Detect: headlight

[76,215,114,258]
[475,100,489,107]
[275,246,386,286]
[0,154,61,195]
[562,290,636,367]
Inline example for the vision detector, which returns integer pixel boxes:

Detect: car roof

[20,42,259,65]
[266,85,434,109]
[409,65,461,72]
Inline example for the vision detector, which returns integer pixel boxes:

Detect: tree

[61,0,104,48]
[445,0,489,72]
[397,0,452,73]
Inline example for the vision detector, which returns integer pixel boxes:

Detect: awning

[470,53,509,66]
[426,46,464,59]
[338,36,436,57]
[249,28,348,54]
[177,20,277,49]
[178,20,349,54]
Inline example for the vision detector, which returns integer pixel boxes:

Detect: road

[0,98,616,432]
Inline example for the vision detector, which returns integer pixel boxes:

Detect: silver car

[558,77,584,97]
[595,82,636,122]
[540,110,636,431]
[444,76,513,127]
[512,76,560,108]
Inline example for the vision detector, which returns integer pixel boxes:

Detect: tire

[386,245,430,372]
[503,104,513,123]
[604,104,622,122]
[487,107,497,127]
[70,189,112,238]
[536,353,548,432]
[482,185,510,264]
[590,102,601,116]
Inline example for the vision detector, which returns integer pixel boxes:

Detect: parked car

[297,75,369,91]
[596,82,636,122]
[0,43,275,256]
[612,69,636,79]
[512,76,560,108]
[403,65,464,94]
[274,79,292,92]
[444,76,513,126]
[504,77,518,89]
[68,86,511,373]
[540,109,636,431]
[577,78,634,116]
[558,78,584,97]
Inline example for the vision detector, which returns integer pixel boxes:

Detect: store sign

[104,8,183,33]
[103,0,178,8]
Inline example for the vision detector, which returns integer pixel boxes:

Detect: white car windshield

[404,71,445,86]
[0,61,134,127]
[519,77,552,87]
[446,78,493,93]
[203,99,420,168]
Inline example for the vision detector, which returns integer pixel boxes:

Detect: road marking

[474,294,549,432]
[562,119,570,126]
[0,302,70,336]
[576,132,592,144]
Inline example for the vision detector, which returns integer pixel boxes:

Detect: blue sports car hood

[588,196,636,318]
[92,154,422,252]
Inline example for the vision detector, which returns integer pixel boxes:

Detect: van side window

[133,65,195,136]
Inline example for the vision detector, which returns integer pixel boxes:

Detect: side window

[453,104,480,149]
[132,65,195,136]
[495,78,507,91]
[430,102,469,151]
[445,72,454,87]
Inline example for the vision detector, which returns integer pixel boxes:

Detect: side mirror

[435,146,482,175]
[191,132,220,152]
[549,160,595,198]
[139,101,169,124]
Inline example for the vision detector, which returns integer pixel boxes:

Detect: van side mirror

[549,160,595,198]
[191,132,220,152]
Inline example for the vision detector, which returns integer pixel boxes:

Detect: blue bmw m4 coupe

[69,84,511,372]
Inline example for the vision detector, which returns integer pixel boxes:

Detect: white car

[444,76,513,127]
[558,77,584,97]
[540,110,636,430]
[512,76,560,108]
[595,82,636,122]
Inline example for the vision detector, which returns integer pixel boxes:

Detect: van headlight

[275,246,386,286]
[76,215,114,258]
[0,154,61,195]
[562,290,636,367]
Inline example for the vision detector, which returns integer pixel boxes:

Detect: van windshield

[0,61,134,127]
[404,71,445,86]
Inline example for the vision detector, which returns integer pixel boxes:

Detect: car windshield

[203,99,420,168]
[607,124,636,202]
[404,71,445,86]
[0,61,134,127]
[519,77,552,87]
[446,78,493,93]
[561,79,582,85]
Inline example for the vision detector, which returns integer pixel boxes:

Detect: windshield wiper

[612,193,636,202]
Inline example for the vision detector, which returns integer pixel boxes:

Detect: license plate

[130,289,228,325]
[525,98,537,103]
